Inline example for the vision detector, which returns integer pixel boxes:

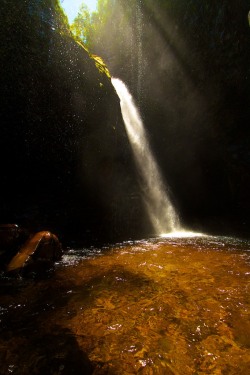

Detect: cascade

[112,78,181,235]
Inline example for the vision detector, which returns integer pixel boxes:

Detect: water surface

[0,235,250,374]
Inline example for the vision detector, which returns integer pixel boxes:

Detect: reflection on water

[160,231,205,238]
[0,235,250,374]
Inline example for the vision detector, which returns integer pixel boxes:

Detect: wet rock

[7,231,62,276]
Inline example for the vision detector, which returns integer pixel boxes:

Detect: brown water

[0,234,250,374]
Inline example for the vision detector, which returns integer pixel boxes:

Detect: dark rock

[0,0,151,245]
[0,224,28,267]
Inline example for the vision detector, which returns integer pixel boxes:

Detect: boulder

[7,231,62,276]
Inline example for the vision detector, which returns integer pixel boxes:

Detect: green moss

[75,39,91,54]
[91,54,111,79]
[74,39,111,79]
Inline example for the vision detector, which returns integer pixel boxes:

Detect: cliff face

[2,1,249,242]
[0,0,151,244]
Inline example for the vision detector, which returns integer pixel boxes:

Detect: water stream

[112,78,180,235]
[0,235,250,374]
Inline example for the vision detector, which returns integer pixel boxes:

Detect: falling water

[112,78,181,234]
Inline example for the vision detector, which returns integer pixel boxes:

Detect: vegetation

[70,3,92,43]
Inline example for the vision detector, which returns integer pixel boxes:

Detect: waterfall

[112,78,181,235]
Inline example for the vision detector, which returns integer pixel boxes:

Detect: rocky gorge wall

[0,0,152,245]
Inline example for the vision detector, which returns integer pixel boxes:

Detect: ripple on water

[0,235,250,374]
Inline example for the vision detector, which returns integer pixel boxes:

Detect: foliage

[70,0,142,90]
[70,2,112,78]
[70,4,92,43]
